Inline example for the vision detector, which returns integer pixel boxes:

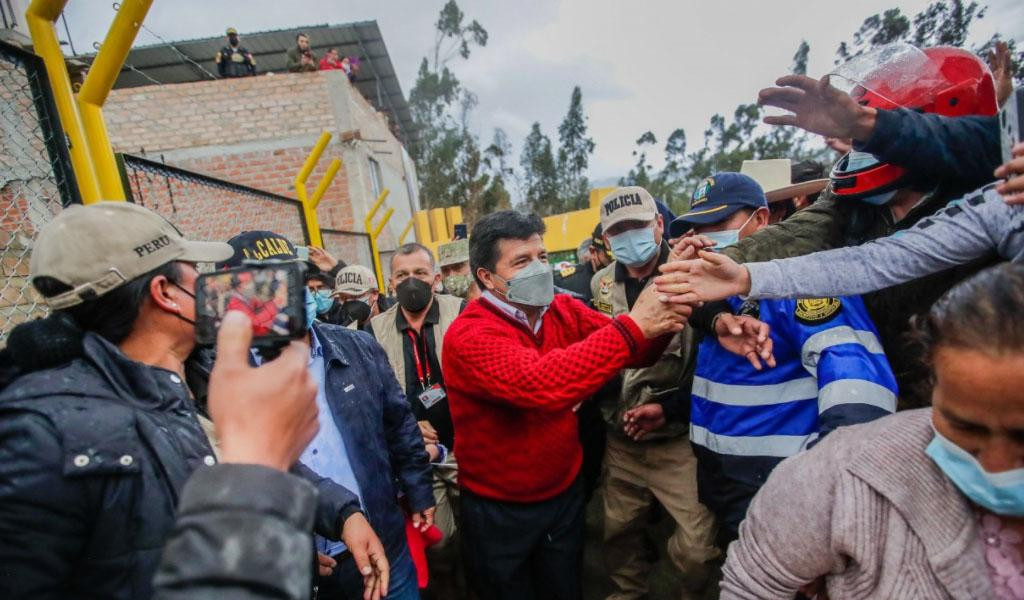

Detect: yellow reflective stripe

[681,204,729,218]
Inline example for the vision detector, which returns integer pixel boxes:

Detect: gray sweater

[746,183,1024,299]
[722,409,991,599]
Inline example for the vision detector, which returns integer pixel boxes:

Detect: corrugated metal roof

[84,21,417,143]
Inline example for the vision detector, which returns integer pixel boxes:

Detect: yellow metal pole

[309,159,341,210]
[294,131,334,248]
[363,189,392,293]
[77,0,154,201]
[398,219,414,244]
[26,0,102,204]
[413,210,433,245]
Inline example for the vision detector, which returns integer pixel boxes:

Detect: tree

[408,1,488,213]
[520,123,560,216]
[556,86,596,212]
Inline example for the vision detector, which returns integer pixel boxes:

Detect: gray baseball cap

[31,202,233,309]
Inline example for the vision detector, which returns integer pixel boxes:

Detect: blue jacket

[690,294,897,533]
[859,108,1001,195]
[306,321,434,560]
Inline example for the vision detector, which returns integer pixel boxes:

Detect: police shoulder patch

[795,298,842,325]
[560,265,577,278]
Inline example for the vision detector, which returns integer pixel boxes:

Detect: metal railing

[0,40,80,341]
[321,228,375,276]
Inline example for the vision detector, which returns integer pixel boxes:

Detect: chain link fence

[121,153,310,247]
[322,228,374,273]
[0,41,79,342]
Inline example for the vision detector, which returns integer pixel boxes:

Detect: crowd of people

[2,39,1024,600]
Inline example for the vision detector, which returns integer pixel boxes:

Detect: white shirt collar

[481,290,546,334]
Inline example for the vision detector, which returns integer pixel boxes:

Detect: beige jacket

[370,294,462,394]
[591,256,693,441]
[723,408,992,599]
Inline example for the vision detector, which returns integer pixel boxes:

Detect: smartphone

[1000,88,1024,165]
[194,262,308,347]
[453,223,468,240]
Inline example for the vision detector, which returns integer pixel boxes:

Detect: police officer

[552,223,611,306]
[329,264,382,329]
[668,173,898,549]
[216,27,256,78]
[591,186,719,597]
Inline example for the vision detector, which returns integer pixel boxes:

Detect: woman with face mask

[721,262,1024,599]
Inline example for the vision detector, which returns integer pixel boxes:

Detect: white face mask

[702,210,757,249]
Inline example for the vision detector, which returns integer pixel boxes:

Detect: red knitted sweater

[442,294,666,502]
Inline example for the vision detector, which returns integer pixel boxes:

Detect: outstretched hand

[758,74,877,142]
[988,41,1014,109]
[995,143,1024,205]
[714,313,776,371]
[655,251,751,305]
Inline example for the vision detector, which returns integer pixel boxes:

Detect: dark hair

[469,210,546,288]
[305,271,332,287]
[296,33,308,41]
[911,262,1024,364]
[391,242,436,272]
[32,262,183,345]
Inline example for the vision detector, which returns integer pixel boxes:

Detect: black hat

[218,230,298,269]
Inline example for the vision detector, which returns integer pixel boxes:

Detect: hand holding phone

[195,262,308,348]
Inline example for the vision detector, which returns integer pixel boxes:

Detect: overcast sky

[63,0,1024,183]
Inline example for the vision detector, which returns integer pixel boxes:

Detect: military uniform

[594,187,718,599]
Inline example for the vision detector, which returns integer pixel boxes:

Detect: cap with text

[31,202,233,309]
[669,173,767,237]
[218,230,298,269]
[600,186,658,231]
[334,265,378,295]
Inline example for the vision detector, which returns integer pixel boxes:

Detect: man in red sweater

[443,210,692,599]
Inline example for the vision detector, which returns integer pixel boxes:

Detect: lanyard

[407,330,432,388]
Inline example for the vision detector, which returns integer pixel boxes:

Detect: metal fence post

[295,131,340,248]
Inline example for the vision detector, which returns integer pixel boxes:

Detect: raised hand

[308,246,340,273]
[655,251,751,305]
[714,313,776,371]
[988,41,1014,109]
[758,74,877,142]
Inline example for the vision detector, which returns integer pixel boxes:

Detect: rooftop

[82,21,416,143]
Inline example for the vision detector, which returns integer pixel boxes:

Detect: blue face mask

[926,429,1024,516]
[608,226,658,267]
[304,288,317,329]
[312,289,334,314]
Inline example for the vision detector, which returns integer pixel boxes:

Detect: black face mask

[228,35,239,46]
[341,299,372,324]
[396,278,433,313]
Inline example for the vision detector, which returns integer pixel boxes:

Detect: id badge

[418,384,447,409]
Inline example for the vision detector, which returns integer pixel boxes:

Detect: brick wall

[105,71,360,238]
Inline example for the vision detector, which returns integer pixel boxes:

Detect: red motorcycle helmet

[828,44,997,203]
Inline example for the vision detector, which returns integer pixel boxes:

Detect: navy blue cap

[669,173,767,237]
[218,230,298,269]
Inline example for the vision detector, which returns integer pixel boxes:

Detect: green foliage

[409,1,492,221]
[556,86,596,213]
[520,123,560,216]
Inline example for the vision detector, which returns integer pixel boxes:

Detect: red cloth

[226,295,278,336]
[443,294,665,502]
[404,519,443,589]
[319,56,344,70]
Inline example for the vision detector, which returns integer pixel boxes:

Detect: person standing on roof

[215,27,256,78]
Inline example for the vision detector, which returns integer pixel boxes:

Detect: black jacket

[0,333,216,599]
